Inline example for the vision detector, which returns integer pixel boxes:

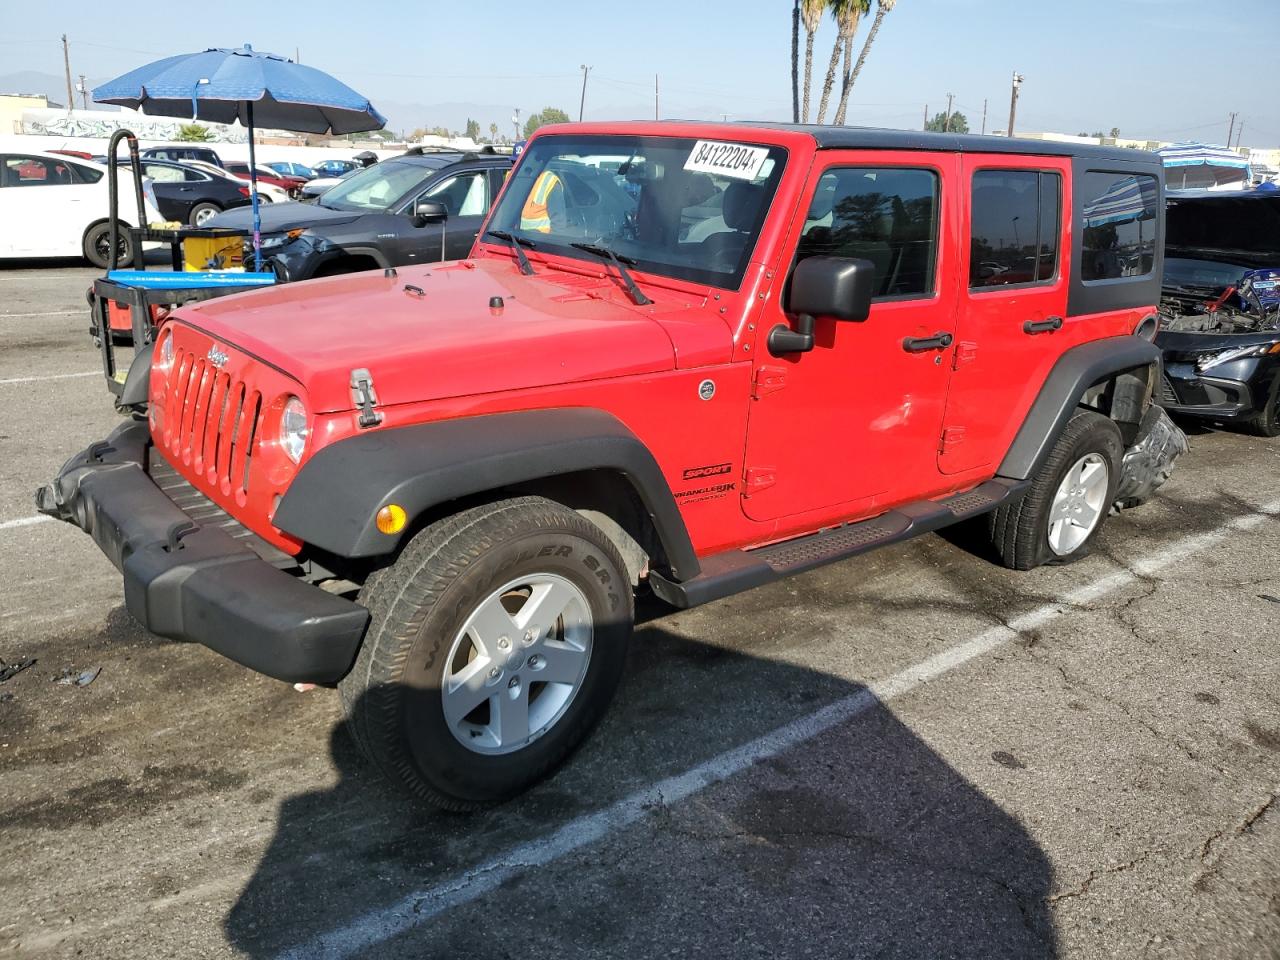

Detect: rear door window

[969,170,1061,288]
[796,167,940,299]
[1079,172,1158,281]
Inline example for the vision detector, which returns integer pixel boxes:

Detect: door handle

[1023,316,1063,334]
[902,331,954,352]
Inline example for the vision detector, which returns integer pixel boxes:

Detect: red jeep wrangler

[39,122,1180,809]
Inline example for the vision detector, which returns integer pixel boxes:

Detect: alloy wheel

[1047,453,1109,556]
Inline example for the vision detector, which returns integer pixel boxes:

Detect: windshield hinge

[350,368,383,429]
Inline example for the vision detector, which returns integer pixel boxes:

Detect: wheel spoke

[514,578,579,633]
[442,657,493,725]
[536,639,589,685]
[1075,498,1102,530]
[466,595,520,653]
[1079,459,1106,495]
[494,686,530,747]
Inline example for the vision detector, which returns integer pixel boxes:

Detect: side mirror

[413,199,448,226]
[769,256,876,355]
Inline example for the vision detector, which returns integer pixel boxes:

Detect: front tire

[1243,376,1280,438]
[989,410,1123,570]
[339,497,633,810]
[82,222,134,269]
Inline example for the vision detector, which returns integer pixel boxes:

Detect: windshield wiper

[486,229,536,275]
[570,242,652,305]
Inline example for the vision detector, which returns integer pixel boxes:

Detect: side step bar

[648,478,1027,609]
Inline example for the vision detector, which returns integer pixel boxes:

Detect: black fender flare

[273,408,700,579]
[998,335,1161,480]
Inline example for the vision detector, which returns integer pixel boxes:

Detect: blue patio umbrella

[93,45,386,270]
[1156,141,1250,191]
[1082,175,1159,227]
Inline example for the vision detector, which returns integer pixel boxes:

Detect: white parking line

[0,371,98,385]
[279,497,1280,960]
[0,515,52,531]
[0,310,82,318]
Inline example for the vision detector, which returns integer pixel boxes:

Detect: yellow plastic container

[184,234,244,272]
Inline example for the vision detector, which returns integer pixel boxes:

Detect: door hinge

[939,426,966,454]
[952,341,978,370]
[743,467,776,495]
[350,368,384,428]
[751,364,787,400]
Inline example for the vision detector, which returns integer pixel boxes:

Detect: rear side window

[797,167,939,299]
[1079,171,1158,281]
[970,170,1061,288]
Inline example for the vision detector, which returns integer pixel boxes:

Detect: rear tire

[189,202,221,227]
[82,222,134,269]
[989,410,1123,570]
[339,496,633,811]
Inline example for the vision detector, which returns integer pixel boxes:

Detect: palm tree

[799,0,826,122]
[816,0,867,124]
[489,121,499,142]
[835,0,897,125]
[791,0,801,123]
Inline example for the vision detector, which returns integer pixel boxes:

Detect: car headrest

[723,182,765,231]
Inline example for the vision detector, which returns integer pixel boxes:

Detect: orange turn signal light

[375,504,407,535]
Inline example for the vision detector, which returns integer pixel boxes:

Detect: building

[0,94,50,135]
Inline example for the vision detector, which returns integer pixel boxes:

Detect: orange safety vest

[520,170,561,233]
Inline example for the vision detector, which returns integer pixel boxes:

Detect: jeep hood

[206,201,362,233]
[172,259,684,412]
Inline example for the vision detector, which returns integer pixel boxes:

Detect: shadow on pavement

[225,625,1058,959]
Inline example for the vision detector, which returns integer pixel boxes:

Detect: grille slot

[1159,374,1178,405]
[163,345,263,496]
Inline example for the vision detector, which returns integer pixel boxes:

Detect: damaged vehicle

[1157,189,1280,435]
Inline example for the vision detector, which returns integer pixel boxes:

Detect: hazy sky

[3,0,1276,145]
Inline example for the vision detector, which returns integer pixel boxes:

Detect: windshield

[485,134,787,288]
[319,159,431,212]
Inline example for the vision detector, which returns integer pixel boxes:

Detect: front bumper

[35,421,369,683]
[1159,363,1255,419]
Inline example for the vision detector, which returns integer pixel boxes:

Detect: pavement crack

[1047,853,1150,904]
[1194,790,1277,891]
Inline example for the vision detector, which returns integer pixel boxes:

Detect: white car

[0,151,164,268]
[181,160,291,204]
[300,170,357,200]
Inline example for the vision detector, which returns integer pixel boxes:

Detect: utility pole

[512,108,521,141]
[77,74,87,110]
[981,98,988,135]
[923,104,928,130]
[654,74,659,121]
[1226,111,1237,146]
[1007,72,1024,138]
[944,93,954,132]
[60,35,74,114]
[578,64,591,122]
[1234,120,1245,150]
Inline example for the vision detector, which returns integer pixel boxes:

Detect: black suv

[207,150,512,280]
[141,145,225,168]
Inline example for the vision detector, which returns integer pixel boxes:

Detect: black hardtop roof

[743,122,1159,165]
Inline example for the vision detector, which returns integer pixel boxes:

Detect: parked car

[299,171,354,200]
[268,161,315,180]
[0,151,163,267]
[180,159,292,204]
[1156,188,1280,435]
[49,149,95,160]
[41,123,1181,810]
[311,158,359,178]
[141,144,224,168]
[224,161,307,199]
[132,159,259,226]
[207,150,511,279]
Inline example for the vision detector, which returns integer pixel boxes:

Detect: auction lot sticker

[684,140,770,181]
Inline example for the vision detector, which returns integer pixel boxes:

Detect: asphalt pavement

[0,262,1277,960]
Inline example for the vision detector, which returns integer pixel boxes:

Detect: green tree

[791,0,801,122]
[177,123,214,142]
[488,121,499,142]
[816,0,869,124]
[465,118,481,140]
[835,0,897,125]
[1108,126,1121,138]
[1090,130,1105,138]
[799,0,826,122]
[925,110,968,133]
[524,107,570,138]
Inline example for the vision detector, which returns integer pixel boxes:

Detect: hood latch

[350,368,384,428]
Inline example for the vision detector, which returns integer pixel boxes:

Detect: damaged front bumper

[35,421,369,683]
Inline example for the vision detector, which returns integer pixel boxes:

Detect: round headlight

[280,396,309,463]
[157,330,175,369]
